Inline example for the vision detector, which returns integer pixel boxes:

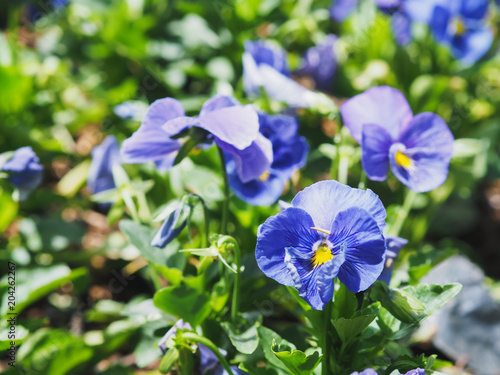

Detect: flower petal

[258,64,323,108]
[331,207,386,293]
[361,124,392,181]
[297,35,337,91]
[2,146,43,200]
[220,132,273,183]
[227,167,286,206]
[256,208,318,287]
[378,235,408,284]
[392,11,412,46]
[340,86,413,144]
[451,27,494,66]
[198,105,260,150]
[285,245,346,310]
[121,126,182,164]
[88,136,120,194]
[151,205,188,248]
[142,98,185,131]
[291,180,386,234]
[199,94,240,115]
[460,0,489,20]
[391,112,454,192]
[330,0,359,22]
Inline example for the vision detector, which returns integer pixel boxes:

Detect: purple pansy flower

[199,344,246,375]
[340,86,454,192]
[242,40,322,108]
[330,0,359,22]
[121,95,272,183]
[227,113,308,206]
[428,0,494,65]
[1,146,43,200]
[351,369,425,375]
[256,180,386,310]
[350,369,378,375]
[87,136,121,196]
[297,35,337,92]
[378,236,408,284]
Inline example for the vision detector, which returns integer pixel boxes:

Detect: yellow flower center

[395,151,412,168]
[259,171,270,181]
[454,18,466,35]
[311,242,333,267]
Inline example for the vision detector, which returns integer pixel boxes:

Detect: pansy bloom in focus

[378,235,408,285]
[227,113,308,206]
[87,135,120,195]
[121,95,272,183]
[256,180,386,310]
[242,40,323,108]
[428,0,494,65]
[340,86,454,192]
[1,146,43,200]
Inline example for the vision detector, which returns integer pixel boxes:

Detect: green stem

[181,333,235,375]
[136,191,152,224]
[358,170,367,190]
[222,236,241,323]
[388,190,418,237]
[337,127,350,185]
[321,300,333,375]
[217,147,230,235]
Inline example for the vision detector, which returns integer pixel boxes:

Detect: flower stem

[217,147,230,235]
[180,332,235,375]
[198,196,210,248]
[321,300,333,375]
[221,236,242,323]
[388,189,418,237]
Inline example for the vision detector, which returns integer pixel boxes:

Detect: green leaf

[370,282,427,324]
[257,326,296,371]
[119,220,186,282]
[0,325,28,351]
[0,265,88,317]
[159,347,179,374]
[153,284,211,327]
[173,136,200,166]
[271,342,322,375]
[402,283,462,317]
[332,303,380,344]
[221,321,259,354]
[332,282,358,319]
[56,159,91,197]
[0,188,18,232]
[408,245,458,284]
[16,328,94,375]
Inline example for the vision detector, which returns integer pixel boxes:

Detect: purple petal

[451,27,494,66]
[330,0,359,22]
[331,207,386,293]
[340,86,413,144]
[351,369,378,375]
[285,245,346,310]
[121,125,182,164]
[142,98,185,132]
[405,369,425,375]
[291,180,386,235]
[258,64,319,108]
[390,112,453,192]
[199,94,240,115]
[460,0,489,20]
[297,35,337,91]
[256,207,319,287]
[361,123,392,181]
[88,136,120,194]
[158,319,191,354]
[2,146,43,199]
[199,105,260,150]
[227,165,286,206]
[219,132,273,183]
[398,112,454,152]
[244,40,289,76]
[378,235,408,284]
[392,11,412,46]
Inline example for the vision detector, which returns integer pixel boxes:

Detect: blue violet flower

[1,146,43,200]
[256,180,387,310]
[340,86,454,192]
